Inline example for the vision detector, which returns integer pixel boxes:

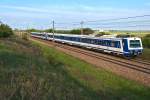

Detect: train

[31,32,143,58]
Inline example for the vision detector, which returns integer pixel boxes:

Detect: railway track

[33,37,150,75]
[55,44,150,74]
[131,59,150,66]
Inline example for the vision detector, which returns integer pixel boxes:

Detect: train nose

[130,50,142,56]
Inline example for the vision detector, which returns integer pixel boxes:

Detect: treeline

[0,24,13,38]
[26,28,94,35]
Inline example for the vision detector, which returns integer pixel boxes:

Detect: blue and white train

[31,32,143,58]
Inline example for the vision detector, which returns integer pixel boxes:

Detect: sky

[0,0,150,30]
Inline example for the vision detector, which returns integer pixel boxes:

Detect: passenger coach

[31,32,143,58]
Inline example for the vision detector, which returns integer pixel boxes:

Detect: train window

[81,38,86,43]
[98,40,102,45]
[60,36,64,39]
[111,41,115,47]
[76,38,80,42]
[130,40,141,48]
[72,37,75,41]
[68,37,72,40]
[104,40,107,46]
[91,39,95,44]
[86,39,91,43]
[107,41,111,47]
[50,35,53,38]
[101,41,105,46]
[122,41,124,47]
[95,39,98,45]
[117,41,121,48]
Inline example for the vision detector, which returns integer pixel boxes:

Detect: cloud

[1,4,149,16]
[0,5,51,13]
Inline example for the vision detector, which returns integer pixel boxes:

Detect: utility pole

[80,21,84,42]
[80,21,84,35]
[0,21,3,25]
[52,20,55,42]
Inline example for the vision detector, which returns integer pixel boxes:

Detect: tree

[44,29,53,33]
[70,29,81,34]
[83,28,94,35]
[142,34,150,48]
[70,28,94,35]
[0,24,13,38]
[26,28,41,33]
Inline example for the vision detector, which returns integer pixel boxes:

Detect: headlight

[130,50,133,53]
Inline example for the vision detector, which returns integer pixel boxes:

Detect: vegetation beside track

[140,48,150,60]
[0,36,150,100]
[0,24,13,38]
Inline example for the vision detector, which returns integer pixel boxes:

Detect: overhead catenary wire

[84,14,150,23]
[94,24,150,29]
[54,14,150,25]
[83,20,150,26]
[52,14,150,31]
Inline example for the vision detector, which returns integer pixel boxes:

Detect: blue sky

[0,0,150,30]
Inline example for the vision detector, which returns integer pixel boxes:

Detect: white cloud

[1,4,149,16]
[0,5,51,13]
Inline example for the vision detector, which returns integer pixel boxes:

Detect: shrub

[83,28,94,35]
[55,30,71,34]
[22,32,29,40]
[0,24,13,38]
[142,34,150,48]
[70,28,94,35]
[70,29,81,34]
[144,34,150,38]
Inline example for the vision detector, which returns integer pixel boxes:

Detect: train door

[122,39,129,53]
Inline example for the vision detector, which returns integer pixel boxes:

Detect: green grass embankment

[33,39,150,100]
[0,36,150,100]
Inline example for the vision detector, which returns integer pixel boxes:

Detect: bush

[22,32,29,40]
[144,34,150,38]
[0,24,13,38]
[95,32,110,37]
[70,29,81,34]
[55,30,71,34]
[142,34,150,48]
[116,33,135,38]
[83,28,94,35]
[70,28,94,35]
[26,28,42,33]
[44,29,53,33]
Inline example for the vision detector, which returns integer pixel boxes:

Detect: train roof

[31,32,141,41]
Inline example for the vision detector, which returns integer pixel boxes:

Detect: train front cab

[122,38,143,57]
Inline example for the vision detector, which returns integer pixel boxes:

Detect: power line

[85,14,150,23]
[84,20,150,26]
[54,14,150,25]
[95,24,150,29]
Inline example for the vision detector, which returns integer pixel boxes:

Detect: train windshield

[130,40,141,48]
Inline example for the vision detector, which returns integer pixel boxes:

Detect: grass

[33,39,150,100]
[0,36,150,100]
[109,31,150,37]
[140,48,150,60]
